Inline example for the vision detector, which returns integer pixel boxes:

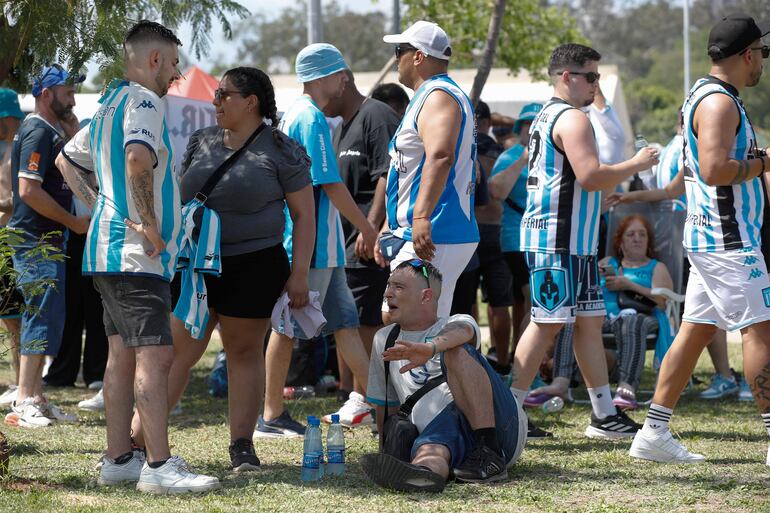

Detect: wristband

[430,341,437,357]
[413,216,429,220]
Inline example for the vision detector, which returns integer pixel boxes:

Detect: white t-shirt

[365,314,481,432]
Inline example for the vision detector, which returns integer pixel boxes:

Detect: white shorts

[683,247,770,331]
[383,241,478,318]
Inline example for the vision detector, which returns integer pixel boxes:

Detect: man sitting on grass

[360,260,527,492]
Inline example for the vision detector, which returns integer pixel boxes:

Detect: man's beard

[50,95,72,121]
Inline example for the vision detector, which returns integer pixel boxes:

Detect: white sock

[587,384,616,419]
[510,387,527,407]
[761,412,770,437]
[642,403,673,436]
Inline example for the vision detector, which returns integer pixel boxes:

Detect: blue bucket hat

[295,43,348,83]
[513,102,543,134]
[31,64,86,97]
[0,89,24,119]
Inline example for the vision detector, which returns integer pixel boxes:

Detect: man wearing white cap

[379,21,479,319]
[259,43,378,437]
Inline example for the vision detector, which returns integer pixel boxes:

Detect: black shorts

[0,254,23,319]
[477,224,513,307]
[503,251,530,303]
[451,268,480,316]
[346,266,388,326]
[172,243,290,319]
[94,275,173,347]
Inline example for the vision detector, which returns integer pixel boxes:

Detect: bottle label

[302,453,320,469]
[328,448,345,464]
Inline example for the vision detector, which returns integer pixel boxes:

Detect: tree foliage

[229,0,393,75]
[402,0,584,80]
[0,0,249,91]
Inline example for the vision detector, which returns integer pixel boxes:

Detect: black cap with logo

[708,13,770,60]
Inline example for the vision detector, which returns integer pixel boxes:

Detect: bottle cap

[308,415,320,426]
[331,414,340,424]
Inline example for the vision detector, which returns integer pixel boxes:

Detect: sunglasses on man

[744,45,770,59]
[395,45,417,59]
[407,259,432,289]
[568,71,601,84]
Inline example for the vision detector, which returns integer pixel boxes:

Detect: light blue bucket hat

[513,102,543,134]
[295,43,349,83]
[0,89,24,119]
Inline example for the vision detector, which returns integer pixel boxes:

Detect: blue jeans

[12,233,67,356]
[412,344,527,468]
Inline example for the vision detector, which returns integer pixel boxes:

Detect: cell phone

[599,264,615,277]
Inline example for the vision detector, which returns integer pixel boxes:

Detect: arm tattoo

[749,361,770,412]
[436,320,476,345]
[129,170,156,226]
[730,160,751,184]
[71,169,98,210]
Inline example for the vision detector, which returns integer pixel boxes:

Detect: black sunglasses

[395,45,417,59]
[407,259,432,289]
[744,45,770,59]
[568,71,601,84]
[214,88,245,101]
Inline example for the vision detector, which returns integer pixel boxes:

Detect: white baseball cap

[383,21,452,61]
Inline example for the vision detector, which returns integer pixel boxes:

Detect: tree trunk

[469,0,508,108]
[0,430,9,477]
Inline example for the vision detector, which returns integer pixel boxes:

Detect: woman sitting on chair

[598,214,674,411]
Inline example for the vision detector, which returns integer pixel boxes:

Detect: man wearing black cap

[5,65,90,429]
[630,13,770,466]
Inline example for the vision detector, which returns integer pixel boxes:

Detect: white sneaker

[136,456,221,495]
[98,450,146,485]
[0,386,18,406]
[629,429,705,463]
[322,391,373,427]
[4,398,54,428]
[78,389,104,411]
[43,401,77,423]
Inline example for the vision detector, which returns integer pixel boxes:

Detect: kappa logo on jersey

[136,100,157,111]
[744,255,759,267]
[531,267,568,313]
[27,152,41,172]
[749,268,765,280]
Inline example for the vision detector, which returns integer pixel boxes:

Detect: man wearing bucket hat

[260,43,378,438]
[4,65,90,429]
[0,88,25,409]
[378,20,479,320]
[489,102,542,357]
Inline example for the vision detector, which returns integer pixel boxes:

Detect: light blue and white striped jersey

[173,199,221,340]
[385,73,479,244]
[279,96,345,268]
[682,76,764,253]
[61,80,182,280]
[490,144,528,252]
[521,98,601,255]
[655,134,686,211]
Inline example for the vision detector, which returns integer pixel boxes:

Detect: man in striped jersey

[380,20,479,319]
[57,21,219,493]
[508,43,659,439]
[630,13,770,466]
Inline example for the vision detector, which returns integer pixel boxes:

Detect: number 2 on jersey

[527,131,543,188]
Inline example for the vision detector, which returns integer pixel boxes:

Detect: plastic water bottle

[542,396,565,414]
[284,385,316,400]
[326,414,346,476]
[634,133,649,151]
[301,416,323,482]
[635,133,655,186]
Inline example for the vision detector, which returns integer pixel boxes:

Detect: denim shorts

[411,344,527,468]
[93,274,173,347]
[321,266,360,336]
[12,234,67,356]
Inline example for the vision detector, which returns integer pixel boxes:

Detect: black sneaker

[527,419,553,440]
[584,410,641,439]
[453,445,507,484]
[229,438,260,472]
[254,410,306,438]
[360,453,445,493]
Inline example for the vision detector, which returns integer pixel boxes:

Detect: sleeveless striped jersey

[385,73,479,244]
[682,76,764,252]
[655,134,686,211]
[61,80,182,280]
[521,98,601,255]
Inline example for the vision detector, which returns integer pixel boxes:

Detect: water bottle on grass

[326,414,346,476]
[301,416,323,482]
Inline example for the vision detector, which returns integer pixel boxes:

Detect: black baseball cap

[708,13,770,60]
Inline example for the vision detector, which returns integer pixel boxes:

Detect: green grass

[1,339,769,513]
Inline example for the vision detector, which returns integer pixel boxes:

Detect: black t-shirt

[9,116,72,237]
[332,98,399,268]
